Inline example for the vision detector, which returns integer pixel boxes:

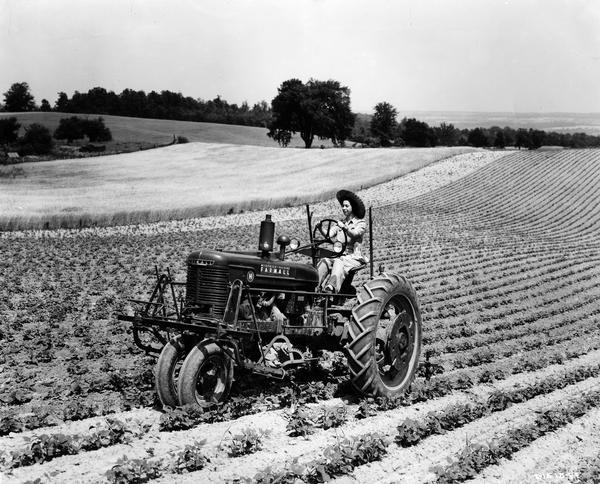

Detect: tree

[527,129,545,149]
[3,82,36,112]
[435,122,460,146]
[268,78,355,148]
[467,127,489,147]
[0,117,21,145]
[19,123,53,155]
[370,102,398,146]
[493,130,506,149]
[515,128,530,150]
[54,116,86,143]
[400,118,436,147]
[83,117,112,142]
[40,99,52,112]
[55,92,70,112]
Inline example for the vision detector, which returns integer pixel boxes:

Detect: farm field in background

[2,149,600,482]
[0,144,476,231]
[2,112,324,149]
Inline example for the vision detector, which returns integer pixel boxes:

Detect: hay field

[0,143,476,230]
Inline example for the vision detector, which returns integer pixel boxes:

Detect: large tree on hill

[268,78,355,148]
[3,82,36,112]
[370,102,398,146]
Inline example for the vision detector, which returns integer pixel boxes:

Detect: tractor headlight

[333,241,343,253]
[290,238,300,250]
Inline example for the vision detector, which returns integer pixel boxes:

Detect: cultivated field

[0,144,476,230]
[2,149,600,483]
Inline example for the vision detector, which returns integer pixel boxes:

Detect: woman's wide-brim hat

[336,189,366,219]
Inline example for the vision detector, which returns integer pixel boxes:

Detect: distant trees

[40,99,52,112]
[0,117,21,145]
[349,110,600,149]
[84,118,112,142]
[370,102,398,146]
[468,127,489,147]
[400,118,436,147]
[1,115,54,156]
[54,117,85,143]
[55,92,70,112]
[434,122,460,146]
[54,116,112,143]
[3,82,36,112]
[268,78,355,148]
[49,86,272,128]
[515,129,530,150]
[18,123,53,155]
[493,130,506,149]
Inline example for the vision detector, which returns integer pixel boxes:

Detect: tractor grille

[185,264,230,317]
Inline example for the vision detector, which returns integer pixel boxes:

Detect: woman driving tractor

[318,189,368,293]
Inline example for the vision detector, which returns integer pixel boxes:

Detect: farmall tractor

[117,205,422,408]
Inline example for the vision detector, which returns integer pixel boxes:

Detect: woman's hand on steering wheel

[313,218,348,256]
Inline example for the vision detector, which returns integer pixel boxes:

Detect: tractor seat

[339,262,367,297]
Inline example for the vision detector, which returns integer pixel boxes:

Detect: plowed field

[2,149,600,483]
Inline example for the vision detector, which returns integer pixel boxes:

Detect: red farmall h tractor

[117,206,422,408]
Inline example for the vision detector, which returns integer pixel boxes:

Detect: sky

[1,0,600,114]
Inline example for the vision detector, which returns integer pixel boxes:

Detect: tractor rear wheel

[155,335,190,408]
[346,273,422,398]
[177,342,234,407]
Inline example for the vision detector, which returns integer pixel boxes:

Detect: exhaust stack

[258,214,275,255]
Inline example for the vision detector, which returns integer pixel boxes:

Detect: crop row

[432,303,600,360]
[433,388,600,482]
[0,416,148,470]
[238,362,600,484]
[420,252,597,306]
[398,363,600,448]
[432,317,600,373]
[424,284,600,346]
[424,272,599,333]
[422,256,600,312]
[7,343,600,480]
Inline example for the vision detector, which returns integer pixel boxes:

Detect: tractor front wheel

[155,335,190,408]
[346,273,422,398]
[177,342,234,407]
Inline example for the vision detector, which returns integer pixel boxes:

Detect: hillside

[0,143,477,231]
[2,112,321,149]
[1,149,600,482]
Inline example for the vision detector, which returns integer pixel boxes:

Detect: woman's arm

[343,219,366,237]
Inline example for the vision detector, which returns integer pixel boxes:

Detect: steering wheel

[313,218,348,257]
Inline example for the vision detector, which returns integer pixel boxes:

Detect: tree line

[2,82,272,127]
[3,81,600,150]
[358,102,600,149]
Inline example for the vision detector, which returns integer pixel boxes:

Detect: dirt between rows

[472,406,600,484]
[347,377,600,484]
[4,349,600,484]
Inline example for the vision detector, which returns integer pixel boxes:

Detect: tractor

[117,205,422,408]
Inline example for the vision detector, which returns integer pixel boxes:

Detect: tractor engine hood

[186,248,319,292]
